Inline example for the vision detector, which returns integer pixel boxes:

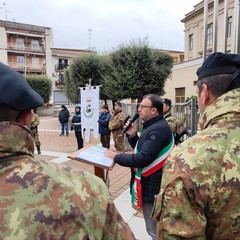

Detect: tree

[102,45,173,102]
[64,68,78,103]
[65,54,110,103]
[26,74,52,103]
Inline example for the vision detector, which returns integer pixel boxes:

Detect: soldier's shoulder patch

[150,134,156,140]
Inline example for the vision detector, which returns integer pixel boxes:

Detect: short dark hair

[143,94,163,114]
[102,104,109,110]
[0,106,19,122]
[115,101,122,107]
[197,74,240,97]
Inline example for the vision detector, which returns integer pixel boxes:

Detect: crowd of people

[1,51,239,239]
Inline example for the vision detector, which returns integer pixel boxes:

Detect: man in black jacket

[105,94,173,240]
[58,105,70,136]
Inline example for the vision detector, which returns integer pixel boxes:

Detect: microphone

[123,115,131,125]
[122,113,139,134]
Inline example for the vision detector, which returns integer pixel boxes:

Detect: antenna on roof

[2,2,9,21]
[88,28,93,50]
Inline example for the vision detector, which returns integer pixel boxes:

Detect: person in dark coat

[58,105,70,136]
[71,106,83,150]
[105,94,173,240]
[98,105,111,149]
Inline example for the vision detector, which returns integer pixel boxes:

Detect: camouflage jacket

[30,113,40,129]
[164,112,177,133]
[153,89,240,239]
[109,110,125,133]
[0,122,135,240]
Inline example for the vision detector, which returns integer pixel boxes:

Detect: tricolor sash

[131,135,174,210]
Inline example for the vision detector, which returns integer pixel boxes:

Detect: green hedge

[25,74,52,103]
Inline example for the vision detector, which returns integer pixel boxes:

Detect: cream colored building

[51,48,93,104]
[164,0,240,103]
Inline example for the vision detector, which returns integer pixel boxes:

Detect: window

[189,34,193,51]
[31,40,40,50]
[58,59,68,70]
[175,88,185,103]
[32,57,39,68]
[16,38,25,50]
[227,16,232,38]
[173,57,178,63]
[17,56,25,68]
[207,25,213,45]
[58,73,64,81]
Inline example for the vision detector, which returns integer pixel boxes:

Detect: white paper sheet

[76,145,114,168]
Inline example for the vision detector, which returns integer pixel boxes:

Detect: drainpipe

[234,0,240,54]
[213,0,219,53]
[223,0,229,53]
[203,0,208,59]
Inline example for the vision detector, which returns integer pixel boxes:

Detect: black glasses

[138,105,153,110]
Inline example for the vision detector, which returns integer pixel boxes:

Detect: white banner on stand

[80,85,99,142]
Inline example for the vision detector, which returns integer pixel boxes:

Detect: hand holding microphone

[122,113,139,134]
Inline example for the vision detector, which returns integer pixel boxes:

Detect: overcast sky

[1,0,200,53]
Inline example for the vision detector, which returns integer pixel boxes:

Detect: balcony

[8,61,46,74]
[7,43,45,54]
[55,80,65,87]
[55,63,69,72]
[55,73,65,88]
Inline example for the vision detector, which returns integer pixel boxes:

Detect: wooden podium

[68,145,115,186]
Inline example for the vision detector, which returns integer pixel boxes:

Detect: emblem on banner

[83,97,94,118]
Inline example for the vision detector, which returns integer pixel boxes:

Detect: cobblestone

[38,115,130,199]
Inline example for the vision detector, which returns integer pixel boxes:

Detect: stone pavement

[37,116,150,240]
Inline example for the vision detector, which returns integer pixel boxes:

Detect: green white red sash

[131,135,174,211]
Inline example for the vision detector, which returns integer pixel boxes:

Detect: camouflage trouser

[112,130,124,152]
[31,127,41,147]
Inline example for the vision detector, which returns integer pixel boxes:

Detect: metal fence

[172,97,199,137]
[121,98,199,148]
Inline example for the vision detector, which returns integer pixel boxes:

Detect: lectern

[68,144,115,186]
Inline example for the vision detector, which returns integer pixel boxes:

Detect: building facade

[0,20,53,76]
[164,0,240,103]
[0,20,94,105]
[51,48,93,104]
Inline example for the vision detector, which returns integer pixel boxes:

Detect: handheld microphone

[122,113,139,134]
[123,115,131,125]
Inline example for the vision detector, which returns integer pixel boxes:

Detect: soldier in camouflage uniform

[152,52,240,239]
[30,109,41,154]
[163,98,190,145]
[0,62,135,240]
[162,98,177,134]
[109,101,126,152]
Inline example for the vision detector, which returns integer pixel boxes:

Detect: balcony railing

[55,63,69,71]
[8,61,46,72]
[55,80,65,87]
[7,43,45,53]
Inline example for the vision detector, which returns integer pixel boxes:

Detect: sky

[1,0,200,53]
